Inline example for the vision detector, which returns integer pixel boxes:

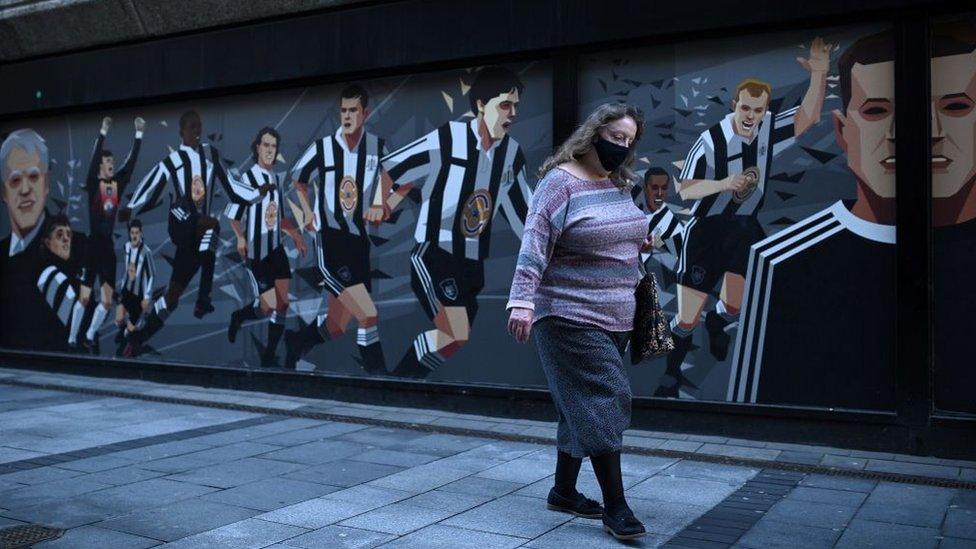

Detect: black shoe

[260,353,280,369]
[194,300,215,319]
[391,347,432,379]
[284,322,323,369]
[114,328,126,344]
[228,309,244,343]
[546,488,603,518]
[602,505,646,540]
[83,337,100,355]
[121,336,141,358]
[67,342,84,354]
[705,311,732,361]
[358,343,388,375]
[653,373,680,398]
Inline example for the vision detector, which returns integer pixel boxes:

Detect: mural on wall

[932,15,976,415]
[0,22,910,412]
[581,23,897,409]
[0,62,554,388]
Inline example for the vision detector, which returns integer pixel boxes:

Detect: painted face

[479,88,520,140]
[645,174,668,211]
[833,60,896,198]
[732,90,769,139]
[931,49,976,198]
[256,133,278,169]
[2,147,49,238]
[180,115,202,148]
[99,155,115,180]
[340,97,368,136]
[46,224,72,261]
[599,116,639,148]
[129,226,142,247]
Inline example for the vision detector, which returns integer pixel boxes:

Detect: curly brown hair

[537,103,645,189]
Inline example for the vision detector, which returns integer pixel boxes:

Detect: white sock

[86,303,110,341]
[357,326,379,347]
[68,302,85,344]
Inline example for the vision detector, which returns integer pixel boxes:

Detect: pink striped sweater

[507,167,649,332]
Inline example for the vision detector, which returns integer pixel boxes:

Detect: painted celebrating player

[284,85,393,373]
[114,218,155,354]
[121,110,268,357]
[380,66,532,379]
[639,167,685,257]
[226,127,307,368]
[76,116,144,353]
[659,37,831,398]
[34,214,87,351]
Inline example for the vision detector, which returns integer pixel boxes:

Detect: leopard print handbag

[630,260,675,365]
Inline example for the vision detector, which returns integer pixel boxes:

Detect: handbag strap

[637,254,649,277]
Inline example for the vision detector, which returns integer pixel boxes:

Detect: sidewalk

[1,367,974,486]
[0,368,974,548]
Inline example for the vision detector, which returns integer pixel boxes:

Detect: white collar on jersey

[720,112,771,145]
[178,143,203,155]
[334,127,367,154]
[469,118,504,154]
[827,199,895,244]
[251,162,275,179]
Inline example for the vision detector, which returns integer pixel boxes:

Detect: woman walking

[507,103,651,540]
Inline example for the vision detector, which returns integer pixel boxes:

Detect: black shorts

[409,242,485,322]
[119,290,145,322]
[316,229,371,297]
[678,215,766,294]
[85,236,117,289]
[249,245,291,294]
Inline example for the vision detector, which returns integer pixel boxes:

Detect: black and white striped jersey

[680,107,797,219]
[224,164,283,261]
[128,144,261,223]
[119,241,155,300]
[727,200,897,410]
[381,119,532,261]
[647,206,685,256]
[291,129,385,238]
[35,260,80,330]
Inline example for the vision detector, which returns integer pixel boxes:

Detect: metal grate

[0,524,64,548]
[662,469,805,548]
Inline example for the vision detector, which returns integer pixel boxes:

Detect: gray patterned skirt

[533,316,632,458]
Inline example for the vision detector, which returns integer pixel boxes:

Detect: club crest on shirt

[340,176,358,214]
[337,265,353,282]
[440,278,459,301]
[732,166,760,204]
[460,189,493,238]
[264,201,278,230]
[100,181,118,215]
[366,156,377,171]
[691,265,707,286]
[191,175,206,205]
[502,168,513,185]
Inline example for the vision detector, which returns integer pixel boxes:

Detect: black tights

[591,450,628,514]
[554,451,582,497]
[554,450,628,513]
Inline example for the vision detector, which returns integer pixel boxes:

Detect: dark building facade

[0,0,972,457]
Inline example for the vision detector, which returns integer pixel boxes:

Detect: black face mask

[593,138,629,172]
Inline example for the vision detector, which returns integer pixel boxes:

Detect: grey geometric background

[580,21,894,401]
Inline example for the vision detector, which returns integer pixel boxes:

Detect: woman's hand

[640,232,659,253]
[507,307,534,344]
